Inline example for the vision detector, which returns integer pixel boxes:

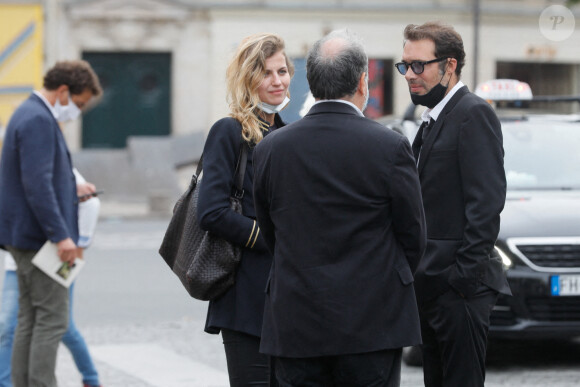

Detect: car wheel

[402,345,423,367]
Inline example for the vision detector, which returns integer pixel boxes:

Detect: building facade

[3,0,580,150]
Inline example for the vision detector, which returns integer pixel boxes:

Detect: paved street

[2,216,580,386]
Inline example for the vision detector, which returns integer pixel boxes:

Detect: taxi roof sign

[475,79,533,101]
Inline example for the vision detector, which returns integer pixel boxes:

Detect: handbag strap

[232,142,248,199]
[195,141,249,198]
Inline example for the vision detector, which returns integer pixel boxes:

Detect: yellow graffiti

[0,4,43,129]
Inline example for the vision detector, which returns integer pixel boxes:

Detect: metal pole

[473,0,480,89]
[44,0,60,69]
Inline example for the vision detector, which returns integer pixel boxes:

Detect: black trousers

[221,329,276,387]
[273,348,402,387]
[419,285,498,387]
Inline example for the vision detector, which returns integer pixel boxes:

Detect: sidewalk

[55,319,229,387]
[54,319,426,387]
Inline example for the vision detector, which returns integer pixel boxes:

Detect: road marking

[91,343,229,387]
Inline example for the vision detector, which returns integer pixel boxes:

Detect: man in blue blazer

[253,30,426,386]
[397,22,511,386]
[0,60,101,387]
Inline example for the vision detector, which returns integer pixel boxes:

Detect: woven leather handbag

[159,143,248,300]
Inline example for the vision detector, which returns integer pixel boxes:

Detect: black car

[386,103,580,366]
[490,113,580,338]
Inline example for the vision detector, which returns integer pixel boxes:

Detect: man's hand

[77,182,97,203]
[57,238,77,264]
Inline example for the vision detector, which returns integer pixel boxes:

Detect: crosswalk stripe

[90,343,229,387]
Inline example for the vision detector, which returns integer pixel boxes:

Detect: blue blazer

[197,115,284,338]
[0,94,78,251]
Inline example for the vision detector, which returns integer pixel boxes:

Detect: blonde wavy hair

[226,33,294,144]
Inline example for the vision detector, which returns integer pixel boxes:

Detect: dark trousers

[221,329,276,387]
[273,348,402,387]
[8,247,69,387]
[419,285,498,387]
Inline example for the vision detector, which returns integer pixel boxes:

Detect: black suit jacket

[253,102,426,357]
[411,86,511,304]
[197,115,283,338]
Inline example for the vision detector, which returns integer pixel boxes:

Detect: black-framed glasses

[395,57,449,75]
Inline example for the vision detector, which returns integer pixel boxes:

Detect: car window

[503,120,580,190]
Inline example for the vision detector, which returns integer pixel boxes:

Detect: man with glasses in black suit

[396,22,511,387]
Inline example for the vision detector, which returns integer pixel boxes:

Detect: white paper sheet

[31,242,84,288]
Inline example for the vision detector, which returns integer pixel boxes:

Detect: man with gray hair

[253,29,426,386]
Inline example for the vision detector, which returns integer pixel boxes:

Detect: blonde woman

[196,33,293,386]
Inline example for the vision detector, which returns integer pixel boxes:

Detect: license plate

[551,275,580,296]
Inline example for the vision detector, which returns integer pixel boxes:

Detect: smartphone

[78,190,104,200]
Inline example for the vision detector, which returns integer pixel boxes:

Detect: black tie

[413,119,435,161]
[422,118,435,141]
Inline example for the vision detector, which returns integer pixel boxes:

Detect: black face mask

[410,72,450,109]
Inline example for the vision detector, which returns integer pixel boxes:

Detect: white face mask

[258,96,290,114]
[54,96,81,123]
